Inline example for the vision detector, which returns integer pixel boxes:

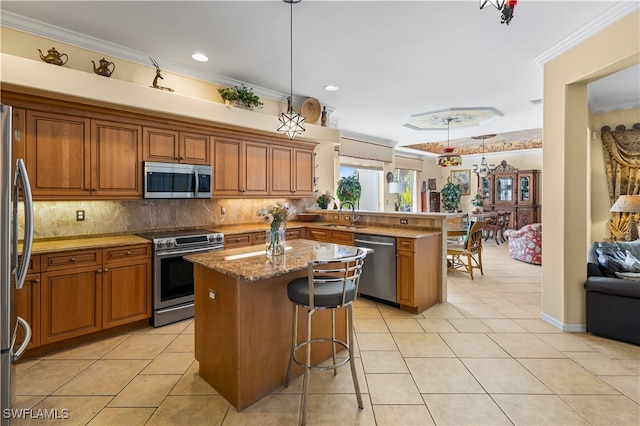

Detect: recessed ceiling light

[324,85,339,92]
[191,53,209,62]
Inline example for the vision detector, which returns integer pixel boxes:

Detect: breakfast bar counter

[185,239,362,411]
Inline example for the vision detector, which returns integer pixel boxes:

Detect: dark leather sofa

[585,242,640,345]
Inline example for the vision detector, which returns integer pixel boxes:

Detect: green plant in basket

[218,84,263,109]
[441,178,462,212]
[336,175,361,205]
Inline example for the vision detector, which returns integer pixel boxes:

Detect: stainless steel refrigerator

[0,105,34,425]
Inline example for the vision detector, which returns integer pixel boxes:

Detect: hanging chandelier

[471,134,496,177]
[277,0,305,140]
[480,0,517,25]
[437,118,462,167]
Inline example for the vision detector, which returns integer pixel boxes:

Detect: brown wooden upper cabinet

[270,145,314,197]
[212,135,314,198]
[213,136,269,196]
[143,126,211,165]
[25,111,143,199]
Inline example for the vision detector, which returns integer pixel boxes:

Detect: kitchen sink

[321,224,367,230]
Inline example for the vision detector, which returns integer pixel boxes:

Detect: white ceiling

[1,1,639,154]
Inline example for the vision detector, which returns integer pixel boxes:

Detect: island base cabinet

[396,235,441,314]
[194,265,346,411]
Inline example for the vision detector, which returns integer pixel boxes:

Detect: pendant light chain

[277,0,305,139]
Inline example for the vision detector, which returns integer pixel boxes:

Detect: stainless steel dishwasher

[354,234,397,303]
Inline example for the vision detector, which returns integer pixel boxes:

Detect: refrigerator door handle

[13,159,34,290]
[12,316,31,362]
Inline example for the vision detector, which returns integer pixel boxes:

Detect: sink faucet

[338,201,360,226]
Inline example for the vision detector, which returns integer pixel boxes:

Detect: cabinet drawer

[225,233,253,248]
[330,231,354,246]
[252,232,267,245]
[308,229,330,242]
[41,250,101,272]
[18,254,41,274]
[397,238,415,252]
[104,244,151,264]
[285,229,304,240]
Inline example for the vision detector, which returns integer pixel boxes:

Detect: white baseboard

[540,312,587,333]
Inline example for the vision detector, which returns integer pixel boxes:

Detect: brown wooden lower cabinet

[102,245,152,329]
[16,273,41,350]
[396,235,441,314]
[36,244,151,346]
[306,229,354,245]
[41,265,103,345]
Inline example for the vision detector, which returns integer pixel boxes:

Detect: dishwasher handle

[354,238,395,247]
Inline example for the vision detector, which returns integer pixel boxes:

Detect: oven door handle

[155,245,222,258]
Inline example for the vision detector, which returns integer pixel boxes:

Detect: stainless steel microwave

[143,161,212,199]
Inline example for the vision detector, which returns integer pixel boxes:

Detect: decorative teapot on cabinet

[37,47,68,66]
[91,58,115,77]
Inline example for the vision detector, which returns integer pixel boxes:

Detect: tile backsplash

[28,198,315,239]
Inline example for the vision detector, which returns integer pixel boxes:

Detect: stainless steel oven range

[138,229,224,327]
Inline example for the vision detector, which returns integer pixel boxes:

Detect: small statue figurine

[149,57,174,92]
[321,106,327,127]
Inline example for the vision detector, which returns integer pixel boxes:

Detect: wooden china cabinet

[478,160,540,229]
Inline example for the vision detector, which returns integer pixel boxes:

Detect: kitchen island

[185,239,364,411]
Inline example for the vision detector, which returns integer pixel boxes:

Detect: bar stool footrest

[292,337,350,370]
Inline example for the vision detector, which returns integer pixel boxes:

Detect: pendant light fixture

[480,0,517,25]
[277,0,305,140]
[437,118,462,167]
[471,134,496,177]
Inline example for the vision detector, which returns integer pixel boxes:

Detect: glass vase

[266,229,286,256]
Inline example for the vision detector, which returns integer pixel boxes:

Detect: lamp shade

[389,182,407,194]
[609,195,640,213]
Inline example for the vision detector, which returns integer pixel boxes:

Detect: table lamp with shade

[609,195,640,241]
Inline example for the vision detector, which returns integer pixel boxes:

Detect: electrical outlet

[76,210,85,221]
[333,215,339,220]
[400,218,408,225]
[221,206,226,215]
[208,288,217,301]
[345,215,350,221]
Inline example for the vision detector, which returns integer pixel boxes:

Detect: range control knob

[156,240,165,248]
[166,240,175,247]
[216,234,223,242]
[208,235,215,242]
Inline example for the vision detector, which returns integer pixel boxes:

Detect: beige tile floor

[13,243,640,425]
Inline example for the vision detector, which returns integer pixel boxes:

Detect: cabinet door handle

[14,130,21,141]
[70,257,77,262]
[32,278,40,283]
[104,268,109,272]
[97,269,102,273]
[126,251,132,255]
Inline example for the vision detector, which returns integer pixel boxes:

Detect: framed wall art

[450,169,471,195]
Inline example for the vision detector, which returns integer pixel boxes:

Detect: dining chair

[447,220,488,279]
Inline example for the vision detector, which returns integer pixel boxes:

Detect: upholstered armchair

[504,223,542,265]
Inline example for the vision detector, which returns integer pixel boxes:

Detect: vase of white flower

[265,228,286,256]
[257,201,295,257]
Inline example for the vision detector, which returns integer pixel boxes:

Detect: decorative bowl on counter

[296,213,319,222]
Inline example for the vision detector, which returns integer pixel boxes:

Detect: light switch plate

[209,289,217,301]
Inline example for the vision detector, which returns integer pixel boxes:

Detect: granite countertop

[211,221,440,239]
[30,235,151,254]
[185,239,364,282]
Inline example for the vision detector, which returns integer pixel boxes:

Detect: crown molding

[534,2,639,69]
[0,11,314,107]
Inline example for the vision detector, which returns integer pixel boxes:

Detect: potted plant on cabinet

[336,175,361,206]
[471,192,484,213]
[441,178,462,212]
[217,84,264,109]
